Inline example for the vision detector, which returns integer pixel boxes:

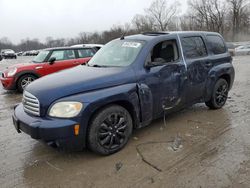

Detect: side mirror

[48,57,56,65]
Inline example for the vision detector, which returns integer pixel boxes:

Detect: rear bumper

[13,104,85,150]
[0,76,16,90]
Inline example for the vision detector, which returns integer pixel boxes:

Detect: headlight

[49,101,83,118]
[7,67,17,77]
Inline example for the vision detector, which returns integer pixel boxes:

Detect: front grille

[23,91,40,116]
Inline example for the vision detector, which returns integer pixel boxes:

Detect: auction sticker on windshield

[122,42,141,48]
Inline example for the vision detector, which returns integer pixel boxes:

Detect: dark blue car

[13,31,235,155]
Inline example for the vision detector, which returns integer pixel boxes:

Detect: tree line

[1,0,249,52]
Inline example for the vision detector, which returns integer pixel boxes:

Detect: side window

[77,49,95,58]
[207,35,226,54]
[150,39,179,64]
[181,36,207,59]
[50,50,75,61]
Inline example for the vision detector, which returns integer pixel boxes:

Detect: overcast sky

[0,0,187,44]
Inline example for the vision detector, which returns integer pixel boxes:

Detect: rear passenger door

[180,35,211,103]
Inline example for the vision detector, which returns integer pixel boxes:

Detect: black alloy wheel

[205,78,229,109]
[98,113,127,150]
[88,105,133,155]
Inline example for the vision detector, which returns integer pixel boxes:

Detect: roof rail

[142,31,168,36]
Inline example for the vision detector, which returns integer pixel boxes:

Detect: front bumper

[0,76,16,90]
[13,104,85,150]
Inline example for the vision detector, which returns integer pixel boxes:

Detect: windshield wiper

[88,64,108,67]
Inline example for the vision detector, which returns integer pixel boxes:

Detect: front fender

[14,70,41,82]
[57,83,141,146]
[204,63,235,101]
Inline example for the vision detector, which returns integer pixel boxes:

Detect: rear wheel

[205,78,229,109]
[88,105,133,155]
[17,74,37,93]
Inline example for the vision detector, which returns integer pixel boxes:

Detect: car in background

[235,44,250,55]
[17,52,23,56]
[23,50,39,56]
[71,44,103,51]
[1,49,17,59]
[0,46,97,92]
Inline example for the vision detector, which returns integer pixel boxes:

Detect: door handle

[73,62,79,64]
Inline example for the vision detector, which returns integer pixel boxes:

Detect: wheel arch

[204,63,234,102]
[15,71,40,86]
[219,74,231,87]
[205,72,233,102]
[87,100,139,131]
[84,100,139,149]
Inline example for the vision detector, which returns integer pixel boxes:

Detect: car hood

[26,65,136,107]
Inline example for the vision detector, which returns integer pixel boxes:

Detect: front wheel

[205,78,229,109]
[88,105,133,155]
[17,74,37,93]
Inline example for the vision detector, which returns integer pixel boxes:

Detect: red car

[1,46,97,92]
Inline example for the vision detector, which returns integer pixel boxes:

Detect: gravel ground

[0,56,250,188]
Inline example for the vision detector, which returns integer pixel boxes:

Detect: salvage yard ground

[0,56,250,187]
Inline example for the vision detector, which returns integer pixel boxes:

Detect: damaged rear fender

[204,63,235,101]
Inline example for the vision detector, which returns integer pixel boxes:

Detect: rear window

[207,35,226,54]
[181,36,207,59]
[77,49,95,58]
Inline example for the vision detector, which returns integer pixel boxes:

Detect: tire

[17,74,37,93]
[88,105,133,155]
[205,78,229,109]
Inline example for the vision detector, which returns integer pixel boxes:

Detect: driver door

[36,49,77,76]
[138,38,187,123]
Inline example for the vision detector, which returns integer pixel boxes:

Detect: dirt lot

[0,56,250,188]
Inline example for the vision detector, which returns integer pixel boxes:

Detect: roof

[43,46,94,51]
[125,31,220,41]
[71,44,104,48]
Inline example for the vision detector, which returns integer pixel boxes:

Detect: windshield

[33,50,49,63]
[88,40,145,67]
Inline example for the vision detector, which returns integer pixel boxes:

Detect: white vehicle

[71,44,103,51]
[235,45,250,55]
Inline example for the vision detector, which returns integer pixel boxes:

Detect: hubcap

[21,77,35,89]
[98,113,127,149]
[215,83,228,106]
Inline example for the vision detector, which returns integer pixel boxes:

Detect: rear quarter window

[207,35,226,54]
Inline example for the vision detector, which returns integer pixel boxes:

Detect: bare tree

[228,0,250,40]
[132,14,156,32]
[188,0,226,33]
[146,0,180,31]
